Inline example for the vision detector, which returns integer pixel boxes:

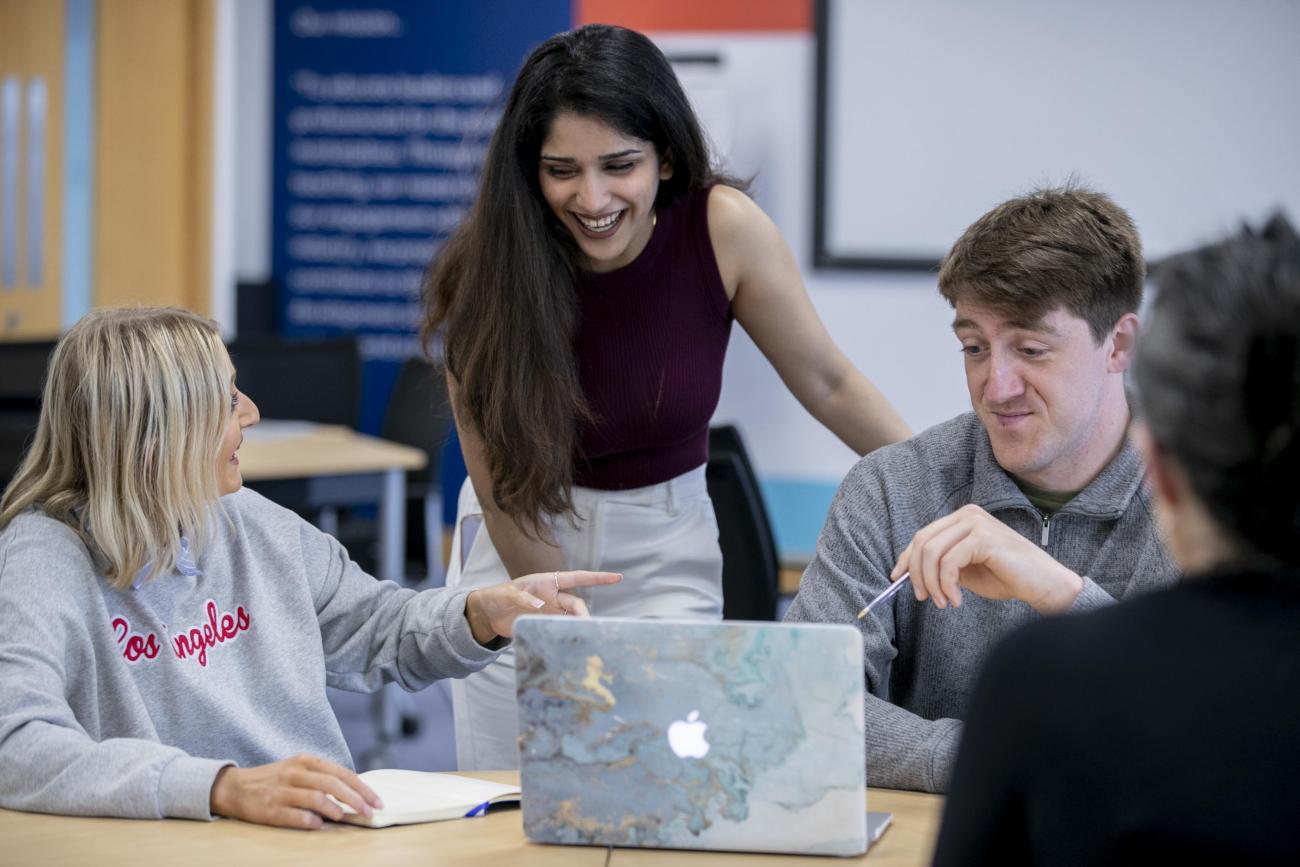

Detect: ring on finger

[553,571,568,614]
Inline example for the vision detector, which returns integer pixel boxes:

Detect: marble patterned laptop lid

[514,617,868,856]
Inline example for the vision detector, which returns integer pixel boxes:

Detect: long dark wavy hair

[424,24,741,535]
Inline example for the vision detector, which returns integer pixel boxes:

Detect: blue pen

[856,571,911,620]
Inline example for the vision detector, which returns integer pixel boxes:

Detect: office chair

[226,335,361,426]
[379,356,454,586]
[344,358,455,768]
[0,340,56,487]
[706,424,781,621]
[0,419,38,487]
[0,340,56,403]
[226,334,362,536]
[235,279,280,337]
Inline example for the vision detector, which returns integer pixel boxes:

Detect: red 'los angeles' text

[171,599,251,668]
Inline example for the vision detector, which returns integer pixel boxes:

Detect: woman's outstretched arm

[710,185,911,455]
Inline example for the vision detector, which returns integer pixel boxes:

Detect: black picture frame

[812,0,940,272]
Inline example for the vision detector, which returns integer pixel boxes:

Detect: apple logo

[667,710,710,759]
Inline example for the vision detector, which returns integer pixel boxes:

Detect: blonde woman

[0,307,617,829]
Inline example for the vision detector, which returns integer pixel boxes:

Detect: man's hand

[465,570,622,645]
[893,504,1083,613]
[209,754,383,829]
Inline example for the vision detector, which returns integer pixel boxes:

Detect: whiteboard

[814,0,1300,269]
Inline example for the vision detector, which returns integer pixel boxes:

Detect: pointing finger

[556,570,621,591]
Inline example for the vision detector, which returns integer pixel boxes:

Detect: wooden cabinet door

[0,0,215,342]
[0,0,65,338]
[95,0,213,315]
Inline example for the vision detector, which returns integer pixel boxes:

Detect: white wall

[824,0,1300,262]
[232,0,273,283]
[656,34,968,482]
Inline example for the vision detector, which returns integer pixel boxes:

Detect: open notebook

[333,770,521,828]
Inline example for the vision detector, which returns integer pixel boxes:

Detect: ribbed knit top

[573,186,733,490]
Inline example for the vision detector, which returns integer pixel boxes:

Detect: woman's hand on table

[210,753,383,829]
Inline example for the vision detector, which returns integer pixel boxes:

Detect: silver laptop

[514,617,886,857]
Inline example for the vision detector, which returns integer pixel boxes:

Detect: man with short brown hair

[939,185,1145,341]
[785,185,1178,793]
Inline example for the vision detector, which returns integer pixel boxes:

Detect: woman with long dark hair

[425,24,909,769]
[933,215,1300,863]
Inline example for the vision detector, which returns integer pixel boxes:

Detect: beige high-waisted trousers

[445,464,723,770]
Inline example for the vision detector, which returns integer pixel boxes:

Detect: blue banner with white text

[271,0,570,432]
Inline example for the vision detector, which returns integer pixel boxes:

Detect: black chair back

[381,357,452,490]
[0,417,39,487]
[235,279,280,337]
[706,424,780,621]
[0,340,56,487]
[0,340,55,406]
[227,335,360,426]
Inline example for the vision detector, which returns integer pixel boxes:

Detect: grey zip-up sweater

[0,488,501,820]
[785,413,1178,793]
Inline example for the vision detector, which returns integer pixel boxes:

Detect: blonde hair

[0,307,230,588]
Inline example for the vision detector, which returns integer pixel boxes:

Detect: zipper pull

[1041,514,1051,547]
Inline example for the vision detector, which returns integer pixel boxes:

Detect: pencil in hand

[856,571,912,619]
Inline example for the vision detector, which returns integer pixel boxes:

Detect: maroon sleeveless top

[573,186,733,490]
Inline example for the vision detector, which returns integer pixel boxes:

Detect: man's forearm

[864,694,964,793]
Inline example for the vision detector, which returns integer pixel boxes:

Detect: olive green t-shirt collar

[1011,475,1081,516]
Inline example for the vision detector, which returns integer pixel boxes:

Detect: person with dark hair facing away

[786,185,1179,792]
[932,216,1300,864]
[424,23,910,770]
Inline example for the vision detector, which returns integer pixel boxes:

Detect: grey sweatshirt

[785,413,1178,793]
[0,488,501,820]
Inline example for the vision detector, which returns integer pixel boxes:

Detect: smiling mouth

[572,209,625,238]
